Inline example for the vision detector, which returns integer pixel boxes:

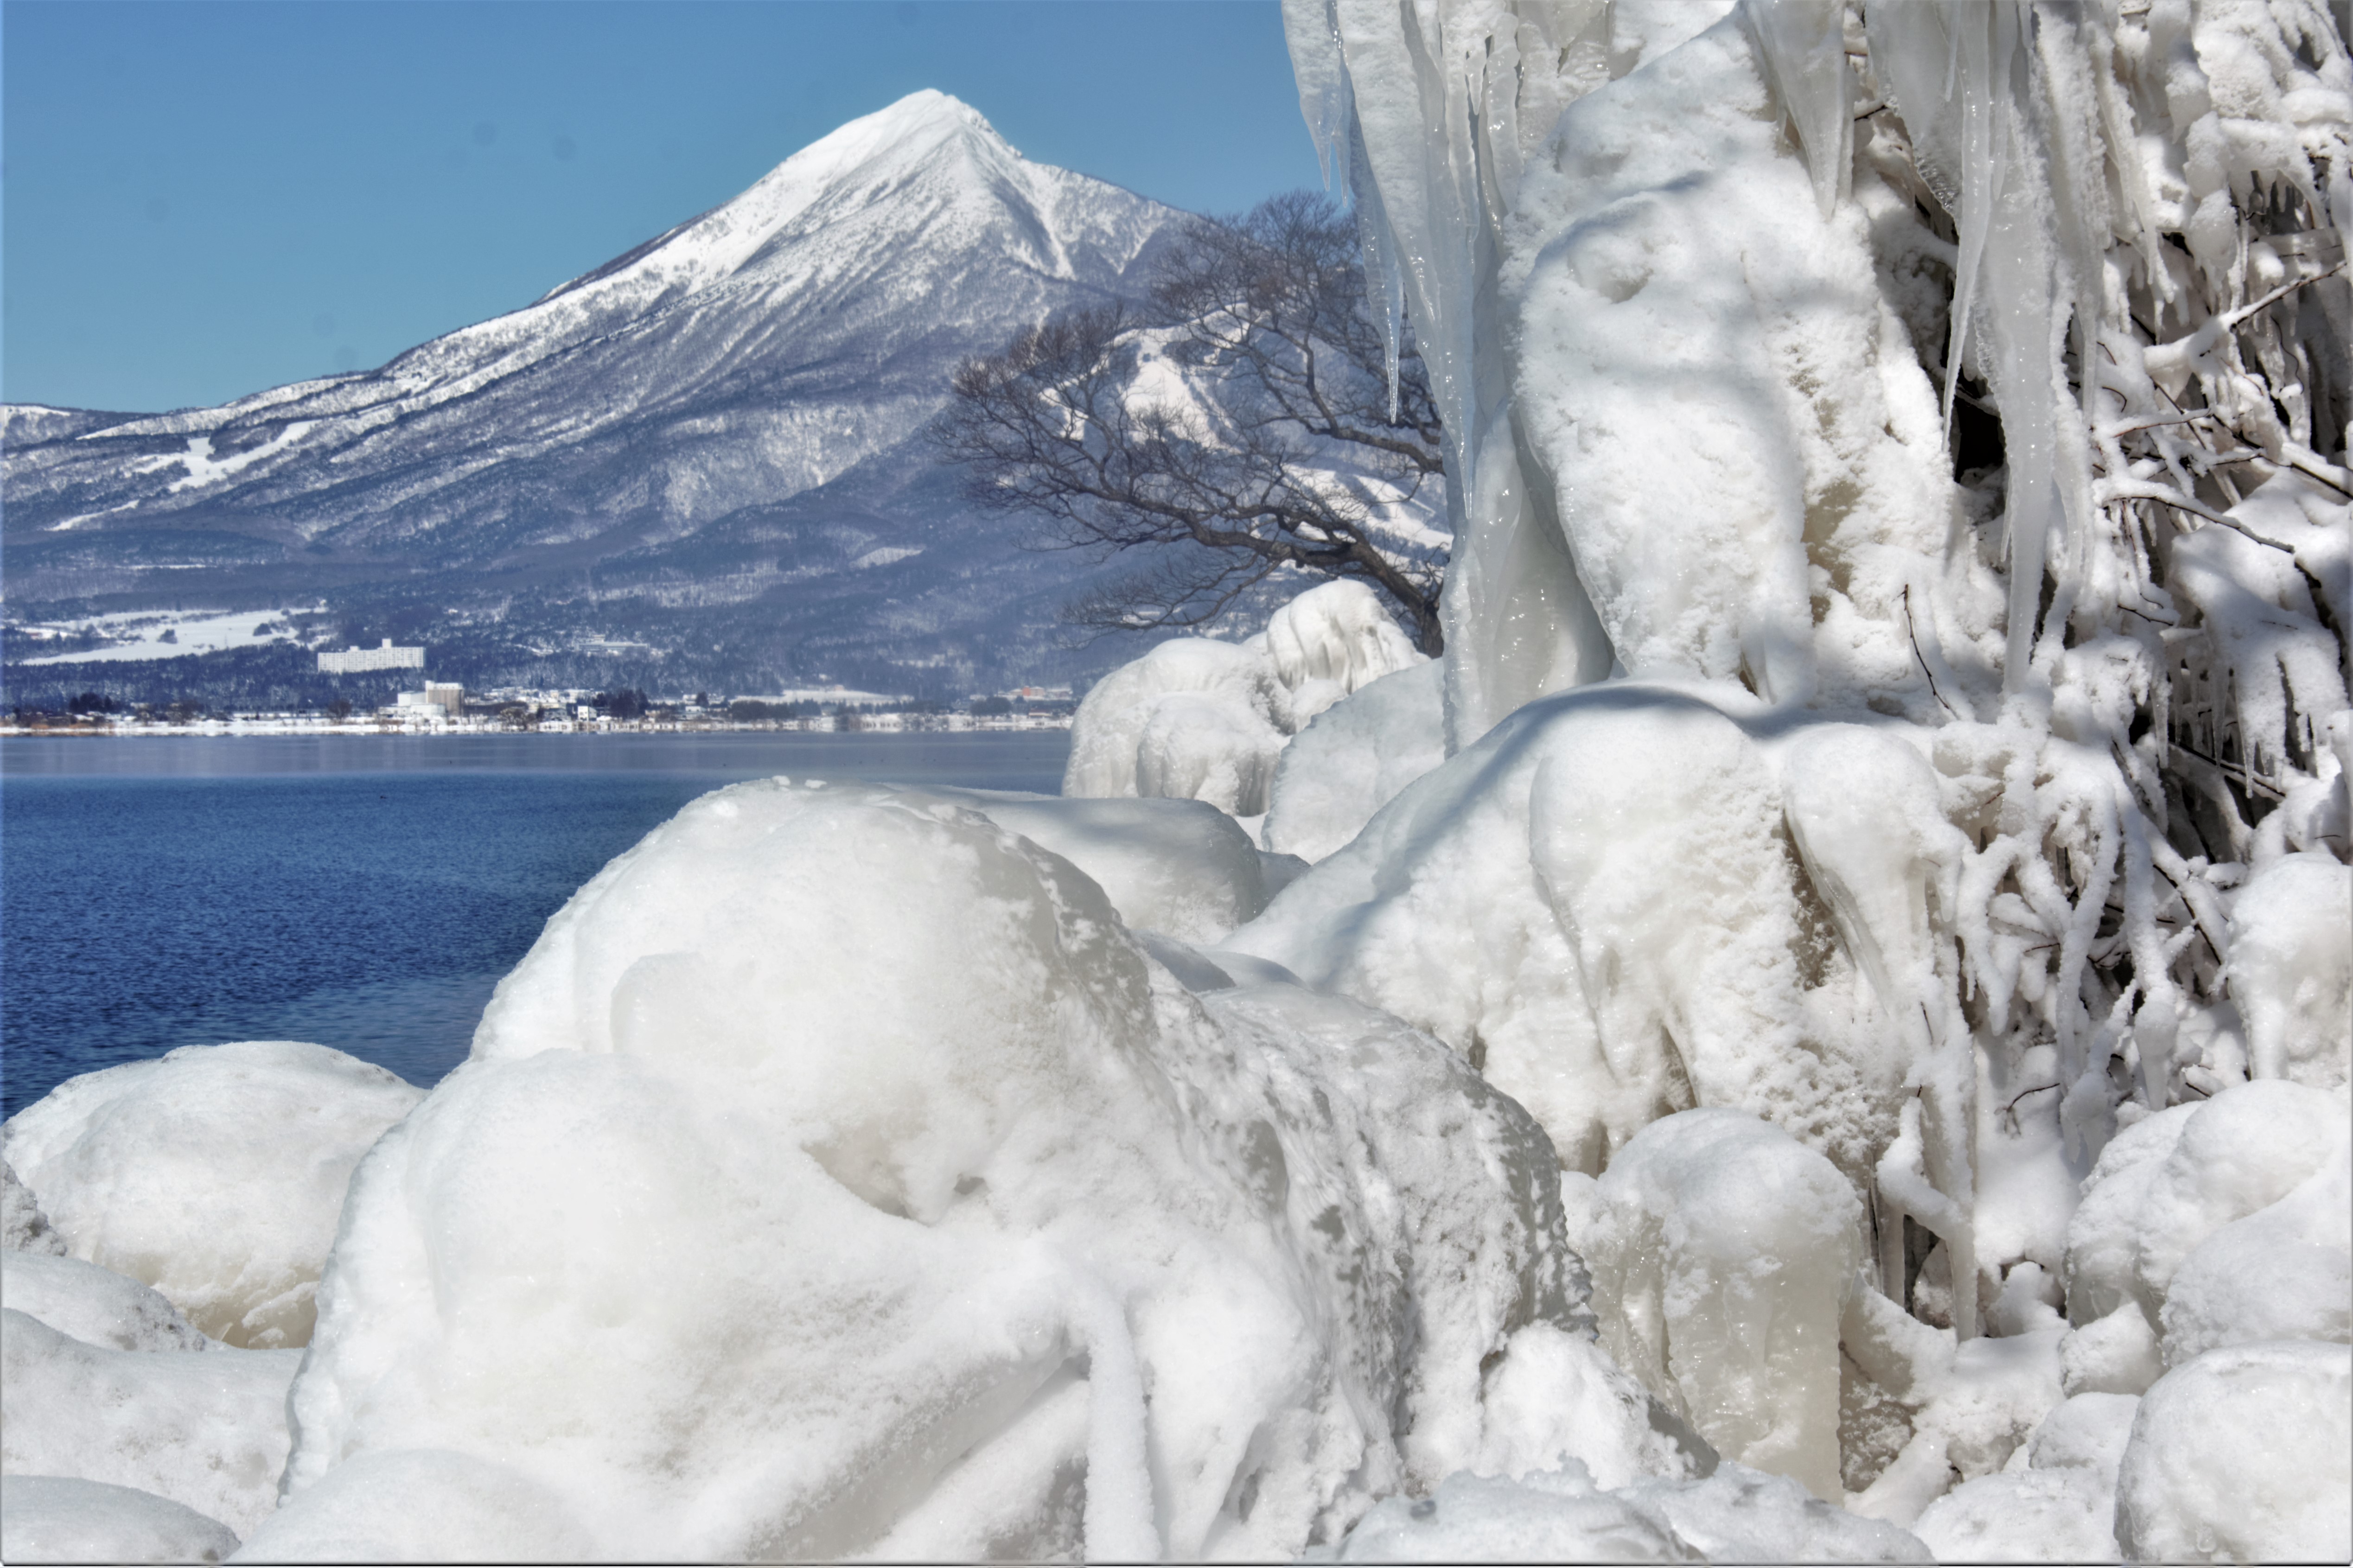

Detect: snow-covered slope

[1,92,1187,695]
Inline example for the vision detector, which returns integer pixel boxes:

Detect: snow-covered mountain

[1,92,1190,698]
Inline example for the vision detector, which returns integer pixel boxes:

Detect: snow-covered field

[3,0,2348,1562]
[11,607,315,666]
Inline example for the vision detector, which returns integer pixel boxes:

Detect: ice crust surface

[0,1040,425,1347]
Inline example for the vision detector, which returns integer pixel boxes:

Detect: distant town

[3,637,1078,735]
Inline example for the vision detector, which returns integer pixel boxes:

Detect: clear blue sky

[2,0,1326,414]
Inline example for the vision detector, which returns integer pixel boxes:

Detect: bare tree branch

[932,192,1448,653]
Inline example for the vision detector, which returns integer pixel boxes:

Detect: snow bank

[266,780,1669,1560]
[2114,1339,2352,1564]
[1,1041,424,1347]
[1065,580,1424,817]
[0,1308,300,1536]
[1571,1111,1861,1500]
[929,787,1270,943]
[0,1475,240,1567]
[1327,1459,1929,1564]
[2,1250,210,1353]
[1264,660,1446,862]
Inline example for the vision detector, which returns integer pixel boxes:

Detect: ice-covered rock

[0,1476,240,1567]
[1263,660,1446,862]
[1572,1110,1861,1501]
[1064,581,1424,818]
[0,1308,300,1536]
[2226,851,2353,1090]
[2114,1339,2353,1564]
[1,1041,424,1347]
[1,1250,210,1353]
[930,787,1271,943]
[267,780,1656,1561]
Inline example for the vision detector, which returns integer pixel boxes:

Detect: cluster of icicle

[1282,0,2349,1344]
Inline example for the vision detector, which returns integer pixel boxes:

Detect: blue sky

[2,0,1327,414]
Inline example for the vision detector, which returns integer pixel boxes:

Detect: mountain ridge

[3,92,1195,700]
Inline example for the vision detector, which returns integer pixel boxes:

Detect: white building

[319,639,425,675]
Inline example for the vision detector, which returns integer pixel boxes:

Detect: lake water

[0,732,1071,1119]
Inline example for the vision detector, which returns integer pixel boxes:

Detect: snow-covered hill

[1,92,1190,698]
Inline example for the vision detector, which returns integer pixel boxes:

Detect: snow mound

[1,1041,424,1347]
[2,1250,210,1352]
[269,780,1668,1560]
[0,1308,300,1536]
[1572,1110,1861,1500]
[0,1475,240,1567]
[1264,660,1446,862]
[233,1451,600,1564]
[931,787,1270,943]
[1328,1459,1929,1564]
[2114,1339,2352,1564]
[1065,581,1424,817]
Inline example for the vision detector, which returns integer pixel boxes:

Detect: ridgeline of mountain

[2,92,1190,701]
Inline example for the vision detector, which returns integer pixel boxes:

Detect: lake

[0,732,1071,1119]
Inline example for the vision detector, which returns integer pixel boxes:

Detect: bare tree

[935,191,1448,654]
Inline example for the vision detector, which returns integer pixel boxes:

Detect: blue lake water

[0,732,1071,1119]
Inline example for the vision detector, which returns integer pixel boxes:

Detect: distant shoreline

[0,714,1075,739]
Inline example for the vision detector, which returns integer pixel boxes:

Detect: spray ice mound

[1263,659,1446,862]
[2061,1078,2350,1372]
[0,1041,424,1348]
[0,1308,300,1537]
[929,787,1272,943]
[1229,688,1918,1181]
[2114,1339,2353,1564]
[271,780,1680,1560]
[0,1475,241,1567]
[2225,852,2353,1089]
[1063,580,1424,817]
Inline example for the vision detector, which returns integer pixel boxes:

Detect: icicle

[1738,0,1851,217]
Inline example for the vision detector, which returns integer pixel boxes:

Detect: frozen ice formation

[1263,659,1447,862]
[1570,1110,1862,1501]
[0,1475,241,1567]
[1063,579,1424,816]
[1,1041,425,1347]
[262,780,1671,1560]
